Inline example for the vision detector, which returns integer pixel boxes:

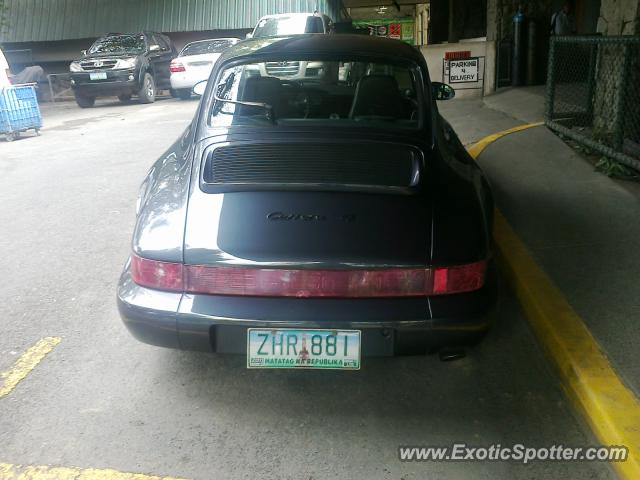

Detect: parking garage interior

[1,0,640,479]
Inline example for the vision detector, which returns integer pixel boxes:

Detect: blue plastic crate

[0,85,43,137]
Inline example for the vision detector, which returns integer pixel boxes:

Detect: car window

[162,35,174,49]
[305,16,324,33]
[152,35,169,52]
[253,16,315,37]
[208,58,421,130]
[89,35,146,55]
[181,39,237,56]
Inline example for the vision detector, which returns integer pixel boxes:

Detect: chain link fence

[545,36,640,171]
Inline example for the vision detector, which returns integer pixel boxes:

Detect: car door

[149,34,173,89]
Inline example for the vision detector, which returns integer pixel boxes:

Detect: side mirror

[245,32,253,39]
[81,50,87,56]
[149,44,160,52]
[193,80,207,97]
[432,82,456,101]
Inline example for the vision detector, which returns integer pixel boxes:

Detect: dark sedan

[117,34,497,369]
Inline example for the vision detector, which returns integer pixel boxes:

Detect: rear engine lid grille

[202,143,421,193]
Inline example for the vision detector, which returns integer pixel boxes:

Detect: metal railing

[46,73,73,102]
[545,36,640,171]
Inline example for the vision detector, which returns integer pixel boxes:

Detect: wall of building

[0,0,344,43]
[597,0,640,34]
[427,0,487,44]
[421,39,495,98]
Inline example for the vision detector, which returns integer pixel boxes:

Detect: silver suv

[248,13,333,39]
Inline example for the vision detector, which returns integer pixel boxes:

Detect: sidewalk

[439,86,545,145]
[440,87,640,397]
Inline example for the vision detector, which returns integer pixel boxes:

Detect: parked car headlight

[69,61,83,72]
[115,58,137,69]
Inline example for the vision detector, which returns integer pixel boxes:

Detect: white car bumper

[170,71,211,90]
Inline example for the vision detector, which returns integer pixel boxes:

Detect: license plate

[247,328,361,370]
[89,72,107,80]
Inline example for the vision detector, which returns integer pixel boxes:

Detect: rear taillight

[130,255,486,297]
[170,61,185,73]
[131,255,183,292]
[433,261,487,295]
[185,265,430,298]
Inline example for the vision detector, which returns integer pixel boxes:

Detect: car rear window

[181,39,237,56]
[207,58,422,131]
[253,16,323,37]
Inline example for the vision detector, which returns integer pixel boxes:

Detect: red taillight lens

[131,255,183,292]
[185,265,431,298]
[170,61,185,73]
[130,255,486,297]
[433,261,487,295]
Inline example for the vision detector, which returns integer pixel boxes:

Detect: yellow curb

[470,124,640,479]
[467,121,544,159]
[0,337,61,398]
[0,462,188,479]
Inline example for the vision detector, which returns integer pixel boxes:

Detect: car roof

[219,34,422,64]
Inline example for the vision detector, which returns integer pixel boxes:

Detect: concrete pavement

[0,97,614,479]
[443,88,640,398]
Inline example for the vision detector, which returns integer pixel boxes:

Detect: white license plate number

[247,329,361,370]
[89,72,107,80]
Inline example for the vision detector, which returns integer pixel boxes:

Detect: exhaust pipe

[438,348,466,362]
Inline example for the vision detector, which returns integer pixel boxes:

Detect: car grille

[265,61,301,77]
[79,59,118,71]
[202,143,421,193]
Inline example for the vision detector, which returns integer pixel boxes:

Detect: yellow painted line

[0,462,187,480]
[467,121,543,159]
[469,125,640,479]
[0,337,61,398]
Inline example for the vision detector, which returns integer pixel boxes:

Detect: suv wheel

[177,89,191,100]
[75,93,95,108]
[138,73,156,104]
[118,94,132,103]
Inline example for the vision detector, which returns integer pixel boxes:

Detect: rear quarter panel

[132,123,195,262]
[429,115,493,265]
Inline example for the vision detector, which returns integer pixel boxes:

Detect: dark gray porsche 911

[117,34,497,369]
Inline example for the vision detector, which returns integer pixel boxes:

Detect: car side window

[305,16,324,33]
[152,35,169,52]
[323,16,333,33]
[393,67,414,93]
[161,35,175,52]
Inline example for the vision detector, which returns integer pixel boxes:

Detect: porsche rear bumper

[117,258,498,356]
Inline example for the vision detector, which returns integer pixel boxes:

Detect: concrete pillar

[486,0,499,41]
[597,0,640,35]
[592,0,640,140]
[484,0,500,95]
